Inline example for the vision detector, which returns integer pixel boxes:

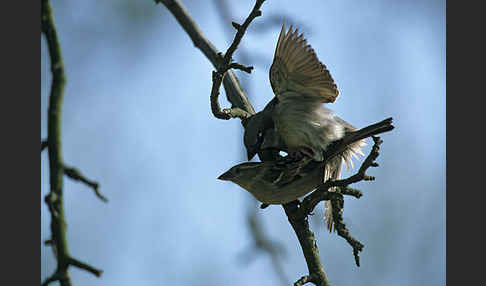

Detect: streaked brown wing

[269,24,339,103]
[263,158,320,187]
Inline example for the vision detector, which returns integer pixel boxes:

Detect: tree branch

[292,136,387,267]
[41,139,48,152]
[42,0,71,284]
[299,135,388,217]
[284,202,331,286]
[63,164,108,202]
[155,0,256,118]
[41,271,65,286]
[42,1,103,285]
[208,0,265,119]
[67,257,103,277]
[294,274,316,286]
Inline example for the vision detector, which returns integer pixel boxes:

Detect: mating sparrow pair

[219,25,366,232]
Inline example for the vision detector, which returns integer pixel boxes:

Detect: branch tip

[41,140,48,152]
[294,275,313,286]
[231,21,241,30]
[68,256,103,277]
[228,62,254,73]
[63,165,108,202]
[209,0,265,120]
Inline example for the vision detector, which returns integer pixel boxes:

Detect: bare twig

[330,193,364,267]
[284,201,331,286]
[67,257,103,277]
[41,140,48,152]
[281,124,392,279]
[294,136,387,267]
[300,135,388,217]
[228,62,254,73]
[155,0,256,118]
[42,1,103,285]
[221,0,265,65]
[338,186,363,198]
[41,271,65,286]
[63,164,108,202]
[294,274,315,286]
[208,0,265,120]
[42,0,71,284]
[41,256,103,286]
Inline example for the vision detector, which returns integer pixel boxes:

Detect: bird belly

[273,99,344,161]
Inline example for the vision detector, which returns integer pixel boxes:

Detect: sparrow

[269,24,347,162]
[218,159,324,205]
[266,24,368,231]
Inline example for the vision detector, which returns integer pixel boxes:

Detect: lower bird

[224,117,397,231]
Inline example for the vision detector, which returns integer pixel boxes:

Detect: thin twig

[294,136,386,267]
[330,193,364,267]
[41,271,65,286]
[41,257,103,286]
[63,164,108,202]
[155,0,256,118]
[41,140,48,152]
[300,136,386,217]
[67,257,103,277]
[42,1,103,285]
[212,0,265,119]
[294,274,315,286]
[339,186,362,198]
[222,0,265,65]
[208,0,265,119]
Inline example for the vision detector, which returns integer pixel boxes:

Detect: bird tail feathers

[323,138,366,232]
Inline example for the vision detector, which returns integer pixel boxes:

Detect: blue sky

[41,1,445,285]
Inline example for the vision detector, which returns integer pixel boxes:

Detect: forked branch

[155,0,257,119]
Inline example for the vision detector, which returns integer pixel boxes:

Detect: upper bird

[268,24,366,231]
[269,24,345,162]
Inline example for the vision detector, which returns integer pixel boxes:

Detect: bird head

[243,116,265,161]
[243,97,279,160]
[217,162,262,188]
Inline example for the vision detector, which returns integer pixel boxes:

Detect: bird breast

[273,93,345,161]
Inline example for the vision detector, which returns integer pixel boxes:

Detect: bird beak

[217,170,234,181]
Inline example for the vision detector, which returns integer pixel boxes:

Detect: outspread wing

[269,24,339,103]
